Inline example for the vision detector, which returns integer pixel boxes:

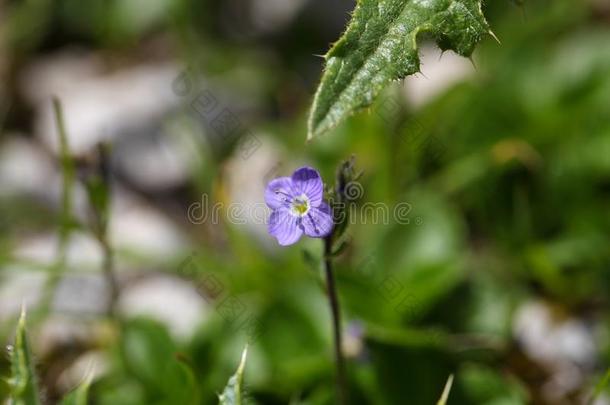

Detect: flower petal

[268,208,303,246]
[291,167,323,207]
[265,177,294,209]
[302,202,334,238]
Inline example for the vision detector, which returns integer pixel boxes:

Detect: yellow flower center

[291,195,310,217]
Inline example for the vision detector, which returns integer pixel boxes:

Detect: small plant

[6,309,91,405]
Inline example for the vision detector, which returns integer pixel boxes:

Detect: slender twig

[323,237,347,405]
[53,98,75,249]
[100,237,119,317]
[89,143,119,318]
[39,98,76,315]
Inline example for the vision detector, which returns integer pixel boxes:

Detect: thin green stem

[323,237,347,405]
[86,143,118,318]
[54,97,75,247]
[100,237,119,317]
[39,98,75,315]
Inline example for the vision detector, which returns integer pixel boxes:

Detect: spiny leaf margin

[308,0,492,139]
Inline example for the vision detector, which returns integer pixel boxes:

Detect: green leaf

[588,368,610,405]
[308,0,492,139]
[120,318,196,403]
[218,346,248,405]
[8,309,41,405]
[437,374,454,405]
[460,364,528,403]
[59,374,92,405]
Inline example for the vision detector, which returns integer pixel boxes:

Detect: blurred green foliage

[1,0,610,404]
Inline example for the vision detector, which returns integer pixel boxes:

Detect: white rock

[37,315,99,356]
[404,44,475,108]
[0,268,46,321]
[0,137,57,198]
[13,232,104,271]
[112,125,193,191]
[513,300,596,368]
[53,273,109,314]
[250,0,308,33]
[57,350,109,393]
[513,300,597,401]
[118,274,208,339]
[0,135,95,223]
[20,51,181,155]
[10,187,189,274]
[110,188,189,258]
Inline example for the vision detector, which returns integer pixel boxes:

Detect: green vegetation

[0,0,609,404]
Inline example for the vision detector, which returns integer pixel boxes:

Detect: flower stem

[100,237,119,317]
[38,98,75,318]
[323,237,347,405]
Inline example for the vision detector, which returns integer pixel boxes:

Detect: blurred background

[1,0,610,404]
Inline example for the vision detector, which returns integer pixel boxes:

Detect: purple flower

[265,167,334,246]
